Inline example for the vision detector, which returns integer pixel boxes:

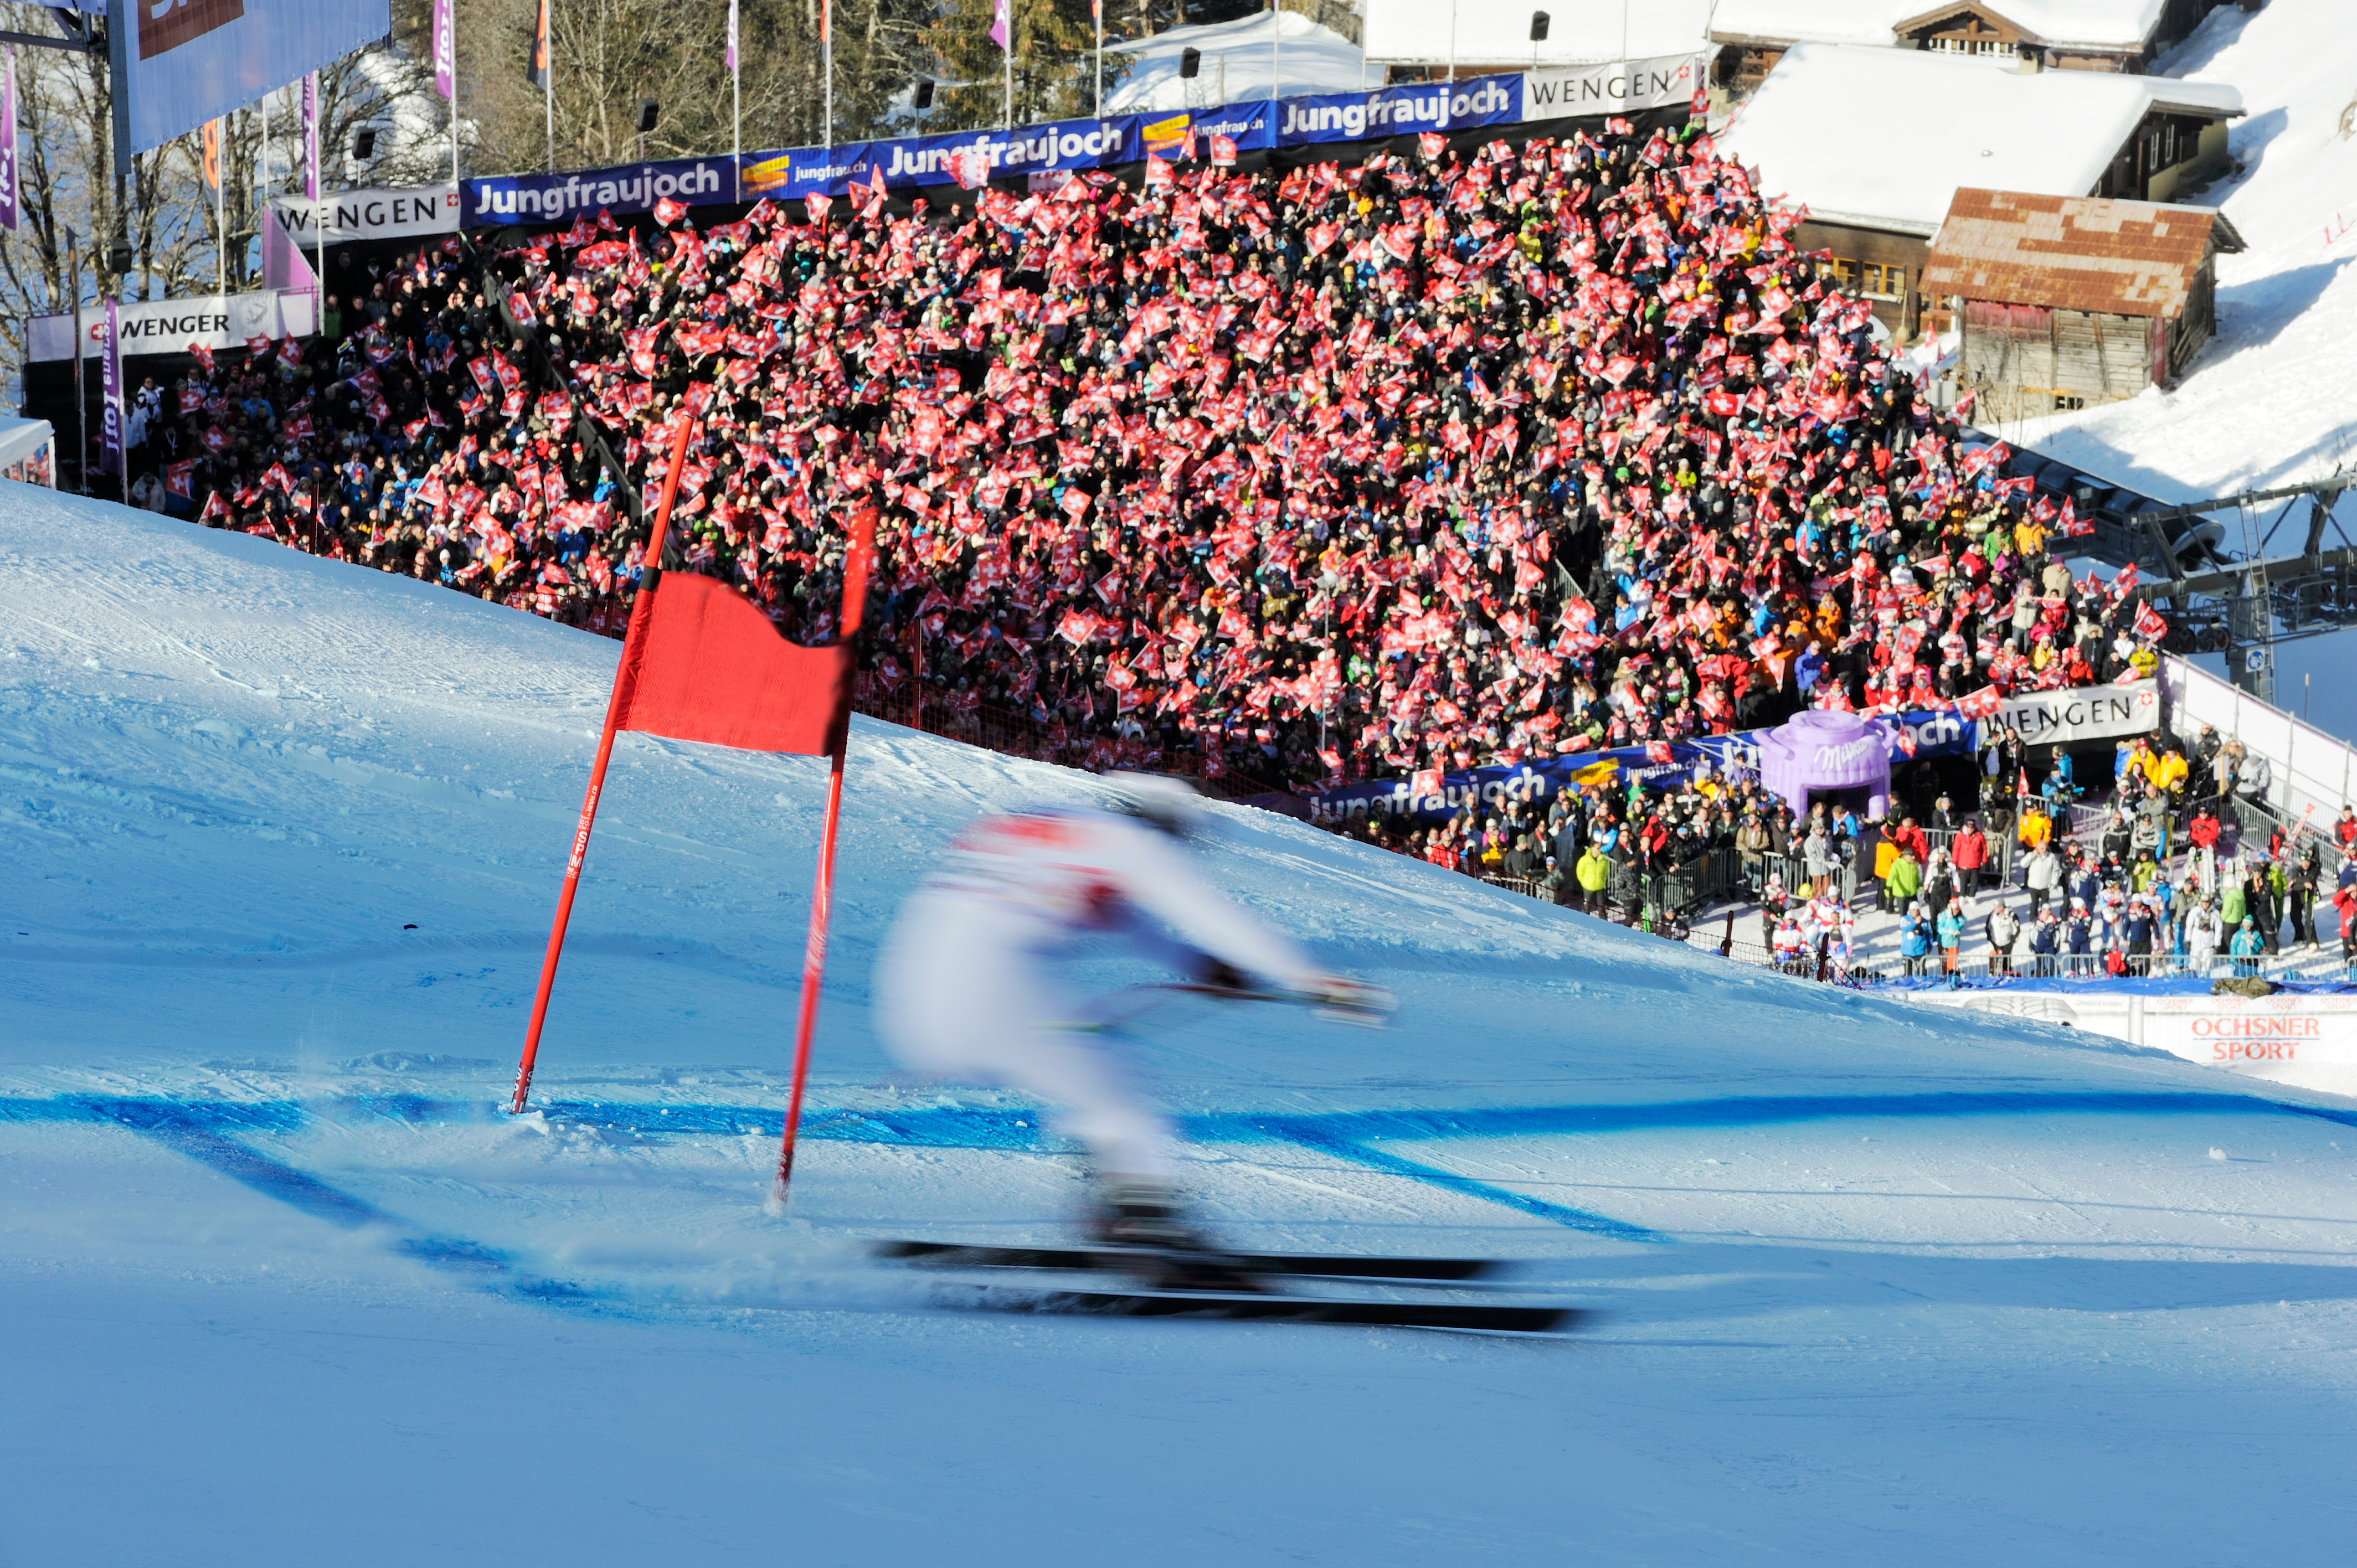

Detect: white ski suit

[876,806,1332,1180]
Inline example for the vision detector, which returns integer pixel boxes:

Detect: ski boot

[1087,1181,1267,1293]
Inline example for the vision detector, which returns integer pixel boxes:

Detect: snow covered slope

[7,483,2357,1566]
[2006,0,2357,506]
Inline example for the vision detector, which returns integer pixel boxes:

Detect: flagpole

[1093,0,1102,117]
[447,0,460,193]
[511,419,694,1115]
[306,74,323,319]
[773,506,876,1205]
[1271,0,1280,104]
[817,0,828,152]
[541,0,554,174]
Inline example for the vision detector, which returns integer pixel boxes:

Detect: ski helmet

[1108,772,1205,838]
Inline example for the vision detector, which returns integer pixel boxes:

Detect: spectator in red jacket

[1951,818,1988,896]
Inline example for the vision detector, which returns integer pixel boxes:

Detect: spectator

[1985,900,2019,976]
[1951,817,1987,896]
[2229,917,2265,977]
[1935,898,1965,975]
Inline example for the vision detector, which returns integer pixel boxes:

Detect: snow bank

[7,486,2357,1566]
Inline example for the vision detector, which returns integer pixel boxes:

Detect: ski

[959,1286,1579,1334]
[873,1238,1502,1283]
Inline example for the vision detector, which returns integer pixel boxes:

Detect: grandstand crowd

[130,110,2165,798]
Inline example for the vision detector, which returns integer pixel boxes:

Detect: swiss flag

[1210,135,1238,168]
[1418,131,1446,161]
[653,195,687,226]
[1411,767,1444,799]
[1645,741,1674,764]
[1955,685,2004,720]
[2133,601,2168,641]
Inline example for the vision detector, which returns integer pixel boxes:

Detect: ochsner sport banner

[97,296,123,477]
[1,47,19,234]
[115,0,390,154]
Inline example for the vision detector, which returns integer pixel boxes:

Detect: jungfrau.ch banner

[456,56,1694,224]
[738,72,1528,204]
[116,0,390,154]
[97,297,123,476]
[465,154,734,226]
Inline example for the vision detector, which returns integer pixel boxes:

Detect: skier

[874,774,1384,1257]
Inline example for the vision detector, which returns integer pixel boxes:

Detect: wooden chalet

[1720,44,2243,340]
[1711,0,2252,96]
[1921,187,2246,420]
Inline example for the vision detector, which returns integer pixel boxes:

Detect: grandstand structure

[49,64,2248,853]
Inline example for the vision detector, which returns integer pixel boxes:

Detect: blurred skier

[876,774,1385,1256]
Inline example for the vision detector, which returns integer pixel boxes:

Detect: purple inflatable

[1758,710,1895,820]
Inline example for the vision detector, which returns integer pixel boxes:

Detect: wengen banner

[462,54,1702,225]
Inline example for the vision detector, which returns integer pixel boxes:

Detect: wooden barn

[1921,188,2246,421]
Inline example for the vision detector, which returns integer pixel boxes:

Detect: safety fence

[846,672,1286,803]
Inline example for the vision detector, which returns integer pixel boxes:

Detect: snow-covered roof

[0,414,53,472]
[1708,0,1928,47]
[1719,44,2241,235]
[1715,2,2184,54]
[1360,0,1710,67]
[1103,11,1368,110]
[1893,1,2165,51]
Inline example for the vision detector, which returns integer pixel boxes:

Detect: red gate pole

[772,748,847,1201]
[772,509,877,1204]
[510,419,695,1115]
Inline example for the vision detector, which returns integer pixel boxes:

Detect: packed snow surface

[6,484,2357,1565]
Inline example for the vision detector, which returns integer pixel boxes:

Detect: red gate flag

[619,575,856,756]
[512,416,877,1160]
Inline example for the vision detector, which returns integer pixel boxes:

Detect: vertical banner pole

[773,508,877,1205]
[510,419,694,1113]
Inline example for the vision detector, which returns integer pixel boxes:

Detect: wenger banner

[26,290,315,362]
[270,184,460,244]
[1993,680,2160,747]
[116,0,389,153]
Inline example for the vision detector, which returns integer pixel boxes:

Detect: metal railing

[847,672,1287,802]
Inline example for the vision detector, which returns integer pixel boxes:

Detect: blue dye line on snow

[13,1086,2357,1246]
